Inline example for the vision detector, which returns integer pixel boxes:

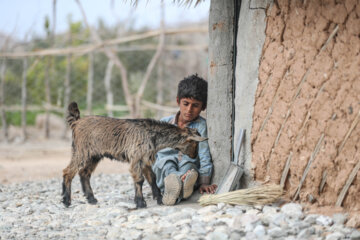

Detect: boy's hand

[199,184,217,194]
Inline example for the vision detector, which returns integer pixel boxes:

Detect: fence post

[44,57,51,138]
[0,59,8,142]
[62,52,71,139]
[21,57,28,141]
[104,60,114,117]
[156,0,165,119]
[86,51,94,115]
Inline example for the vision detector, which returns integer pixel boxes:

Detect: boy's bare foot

[162,174,182,206]
[182,169,198,199]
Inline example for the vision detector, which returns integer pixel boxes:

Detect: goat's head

[175,128,208,158]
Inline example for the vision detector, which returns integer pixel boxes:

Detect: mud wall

[252,0,360,210]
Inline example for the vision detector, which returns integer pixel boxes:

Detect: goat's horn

[188,136,208,142]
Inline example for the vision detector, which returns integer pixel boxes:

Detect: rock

[217,202,226,210]
[297,227,315,239]
[231,213,260,229]
[262,205,278,215]
[316,215,334,227]
[281,203,304,219]
[325,232,344,240]
[253,225,266,238]
[198,205,218,215]
[268,226,287,238]
[229,231,244,240]
[206,231,228,240]
[245,232,257,240]
[332,213,348,225]
[347,215,360,228]
[268,213,288,228]
[350,230,360,240]
[304,214,318,225]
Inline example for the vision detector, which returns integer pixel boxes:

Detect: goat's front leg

[143,165,162,205]
[130,161,147,208]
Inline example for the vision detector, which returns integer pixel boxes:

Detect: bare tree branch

[75,0,134,116]
[134,0,166,117]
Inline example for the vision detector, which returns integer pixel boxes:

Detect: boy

[152,74,217,206]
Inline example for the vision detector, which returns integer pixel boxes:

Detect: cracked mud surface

[252,0,360,210]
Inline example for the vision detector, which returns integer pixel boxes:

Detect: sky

[0,0,210,40]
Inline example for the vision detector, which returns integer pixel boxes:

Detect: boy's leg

[152,159,178,193]
[152,159,182,206]
[179,163,199,199]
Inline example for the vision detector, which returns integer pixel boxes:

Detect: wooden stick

[319,170,327,194]
[280,152,293,188]
[275,109,291,147]
[320,25,339,53]
[0,27,207,58]
[338,110,360,154]
[296,111,311,141]
[141,100,178,113]
[336,159,360,206]
[293,133,325,200]
[257,74,272,98]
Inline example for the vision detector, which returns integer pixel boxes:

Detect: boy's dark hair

[177,74,208,110]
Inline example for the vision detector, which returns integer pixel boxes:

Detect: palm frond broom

[198,184,284,206]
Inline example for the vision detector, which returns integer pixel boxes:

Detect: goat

[62,102,207,208]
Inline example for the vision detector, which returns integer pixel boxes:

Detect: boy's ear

[176,97,180,105]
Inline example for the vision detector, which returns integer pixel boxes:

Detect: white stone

[350,230,360,240]
[332,213,348,225]
[325,232,345,240]
[316,215,334,226]
[281,203,303,219]
[304,214,318,225]
[268,227,287,238]
[206,231,229,240]
[217,202,226,210]
[198,205,218,215]
[253,225,266,238]
[297,227,315,240]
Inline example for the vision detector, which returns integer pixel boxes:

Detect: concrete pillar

[234,0,272,187]
[207,0,235,185]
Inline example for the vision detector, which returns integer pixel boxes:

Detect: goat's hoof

[62,198,71,208]
[135,199,147,208]
[157,196,163,205]
[87,197,98,205]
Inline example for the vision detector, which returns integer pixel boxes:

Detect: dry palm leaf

[199,184,283,206]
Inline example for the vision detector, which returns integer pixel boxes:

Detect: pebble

[317,215,334,226]
[351,230,360,240]
[0,173,358,239]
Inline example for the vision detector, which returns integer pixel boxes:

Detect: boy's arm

[197,123,213,185]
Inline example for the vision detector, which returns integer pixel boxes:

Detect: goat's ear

[187,136,208,142]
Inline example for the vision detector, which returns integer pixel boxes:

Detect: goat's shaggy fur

[62,102,206,208]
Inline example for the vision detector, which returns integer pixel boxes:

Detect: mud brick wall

[251,0,360,210]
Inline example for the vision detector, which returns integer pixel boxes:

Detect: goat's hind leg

[143,165,162,205]
[62,159,78,207]
[79,157,100,205]
[130,161,147,208]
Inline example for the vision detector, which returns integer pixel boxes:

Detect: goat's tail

[67,102,80,128]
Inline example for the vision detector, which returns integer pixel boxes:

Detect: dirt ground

[0,126,129,184]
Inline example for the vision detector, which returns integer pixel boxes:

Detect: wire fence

[0,26,208,142]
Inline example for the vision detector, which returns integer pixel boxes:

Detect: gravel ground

[0,173,359,240]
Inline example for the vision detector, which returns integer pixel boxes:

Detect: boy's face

[177,97,204,123]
